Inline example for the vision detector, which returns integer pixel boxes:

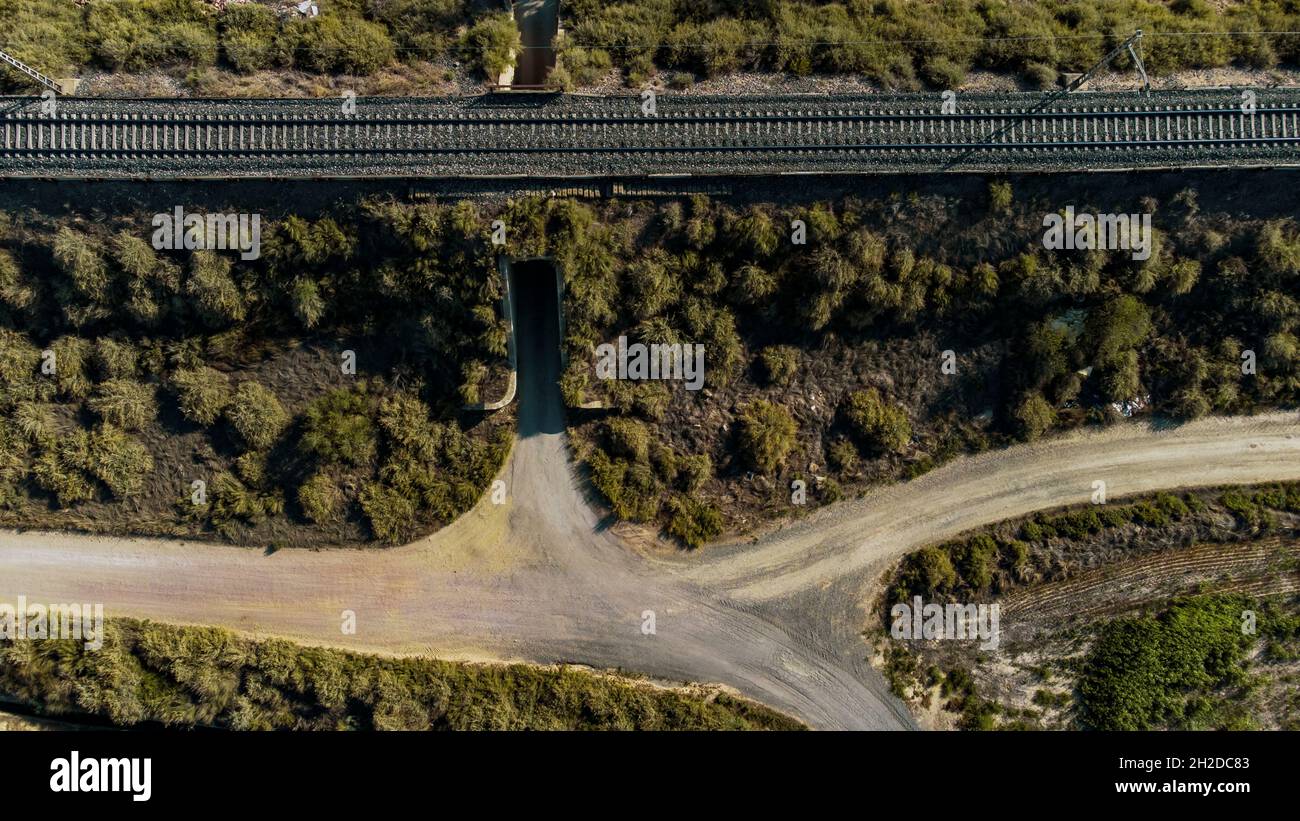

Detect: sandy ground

[0,267,1296,729]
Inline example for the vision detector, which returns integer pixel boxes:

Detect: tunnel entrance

[508,258,565,436]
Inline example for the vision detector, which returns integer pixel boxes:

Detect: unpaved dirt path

[1,264,1296,729]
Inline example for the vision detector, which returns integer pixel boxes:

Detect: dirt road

[1,266,1297,728]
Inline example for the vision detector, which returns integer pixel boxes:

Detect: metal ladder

[0,47,63,94]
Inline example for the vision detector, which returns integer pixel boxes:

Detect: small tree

[1015,391,1056,441]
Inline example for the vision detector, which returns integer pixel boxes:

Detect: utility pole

[941,31,1152,171]
[1063,29,1150,95]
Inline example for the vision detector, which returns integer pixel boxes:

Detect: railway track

[1,89,1297,178]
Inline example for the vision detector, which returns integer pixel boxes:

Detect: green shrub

[587,446,661,522]
[844,388,911,454]
[291,278,326,328]
[1078,595,1254,730]
[606,417,650,463]
[360,480,418,544]
[302,387,377,467]
[86,0,218,71]
[666,495,723,549]
[1257,220,1300,277]
[186,251,245,327]
[219,2,282,73]
[171,366,231,426]
[88,379,158,431]
[1222,490,1269,530]
[987,181,1013,213]
[0,418,26,504]
[298,472,344,525]
[291,12,396,75]
[50,337,92,400]
[88,423,153,499]
[225,381,288,451]
[759,345,799,386]
[461,12,520,79]
[53,228,108,302]
[920,54,966,88]
[0,329,40,391]
[12,402,53,447]
[0,248,35,311]
[32,430,96,507]
[1087,295,1152,362]
[677,452,712,492]
[93,338,139,381]
[0,616,799,730]
[458,360,488,406]
[553,42,612,89]
[209,471,283,527]
[737,400,797,474]
[1021,62,1057,89]
[957,534,998,590]
[827,437,858,474]
[901,545,959,597]
[1014,391,1056,441]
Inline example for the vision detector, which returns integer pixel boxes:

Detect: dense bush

[759,345,799,386]
[298,471,344,525]
[225,381,288,451]
[461,12,521,80]
[738,400,797,474]
[5,0,1299,92]
[219,2,284,74]
[0,619,801,730]
[171,366,231,427]
[302,387,377,467]
[290,11,396,75]
[564,0,1300,89]
[0,0,488,88]
[1078,595,1255,730]
[0,199,511,546]
[359,479,418,543]
[666,494,724,549]
[88,379,158,432]
[85,0,218,72]
[844,388,911,455]
[187,251,245,327]
[547,180,1300,547]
